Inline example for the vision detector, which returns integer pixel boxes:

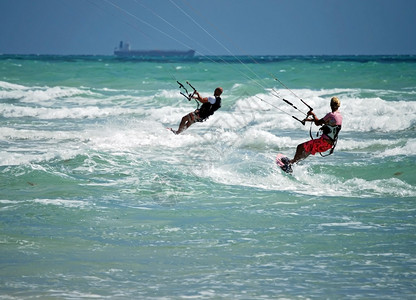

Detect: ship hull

[114,49,195,57]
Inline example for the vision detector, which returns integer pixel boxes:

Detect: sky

[0,0,415,56]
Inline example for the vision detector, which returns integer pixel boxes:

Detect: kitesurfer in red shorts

[289,97,343,164]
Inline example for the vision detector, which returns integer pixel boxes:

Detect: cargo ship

[114,41,195,57]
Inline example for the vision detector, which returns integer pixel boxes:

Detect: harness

[321,124,341,142]
[197,96,221,120]
[176,81,222,123]
[316,124,342,156]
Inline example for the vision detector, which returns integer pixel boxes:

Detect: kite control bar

[177,81,197,101]
[270,74,315,125]
[282,98,312,125]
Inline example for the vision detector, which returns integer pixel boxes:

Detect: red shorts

[302,136,333,155]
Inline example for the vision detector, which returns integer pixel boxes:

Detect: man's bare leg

[175,113,195,134]
[290,144,310,164]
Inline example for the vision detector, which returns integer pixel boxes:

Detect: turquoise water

[1,55,415,299]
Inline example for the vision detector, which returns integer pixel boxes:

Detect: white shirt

[207,96,216,104]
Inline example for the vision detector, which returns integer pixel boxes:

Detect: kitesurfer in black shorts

[171,87,223,134]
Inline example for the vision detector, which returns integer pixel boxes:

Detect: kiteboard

[276,153,293,174]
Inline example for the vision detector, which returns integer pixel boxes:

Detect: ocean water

[1,54,415,299]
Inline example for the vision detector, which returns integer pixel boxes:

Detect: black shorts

[189,110,204,123]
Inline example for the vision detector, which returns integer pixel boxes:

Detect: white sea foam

[0,103,146,119]
[0,80,28,90]
[0,81,98,105]
[33,199,90,208]
[1,81,414,198]
[2,82,415,132]
[235,89,416,133]
[342,177,416,197]
[197,159,416,198]
[375,139,416,157]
